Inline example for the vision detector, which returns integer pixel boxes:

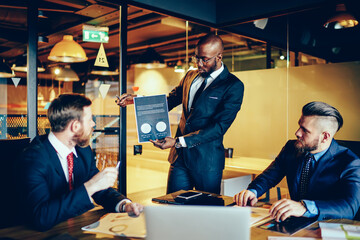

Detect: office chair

[0,137,30,228]
[336,139,360,220]
[336,139,360,158]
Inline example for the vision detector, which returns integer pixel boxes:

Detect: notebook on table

[144,205,251,240]
[151,189,234,206]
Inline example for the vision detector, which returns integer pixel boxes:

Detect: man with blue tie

[234,101,360,221]
[117,33,244,194]
[17,93,143,231]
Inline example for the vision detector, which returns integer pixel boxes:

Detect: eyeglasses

[192,54,218,65]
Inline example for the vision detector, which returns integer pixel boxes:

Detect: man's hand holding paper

[150,137,175,149]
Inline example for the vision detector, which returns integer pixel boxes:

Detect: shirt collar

[313,147,329,161]
[48,132,78,159]
[208,62,224,80]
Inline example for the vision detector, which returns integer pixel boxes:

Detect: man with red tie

[17,93,142,231]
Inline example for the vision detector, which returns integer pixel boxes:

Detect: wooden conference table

[1,191,358,240]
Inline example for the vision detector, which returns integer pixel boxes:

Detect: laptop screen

[145,205,250,240]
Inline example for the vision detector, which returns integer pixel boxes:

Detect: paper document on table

[82,212,146,238]
[268,237,321,240]
[319,222,360,239]
[243,206,271,226]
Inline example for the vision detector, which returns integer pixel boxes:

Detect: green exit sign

[83,25,109,43]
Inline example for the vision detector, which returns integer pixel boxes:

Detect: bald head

[197,33,224,54]
[194,33,224,77]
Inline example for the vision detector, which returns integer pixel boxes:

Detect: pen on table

[227,202,237,207]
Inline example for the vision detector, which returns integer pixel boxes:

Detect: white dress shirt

[48,132,129,212]
[48,132,77,183]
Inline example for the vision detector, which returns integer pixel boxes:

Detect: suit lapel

[291,151,305,198]
[308,140,337,192]
[184,72,199,117]
[186,65,230,116]
[207,65,230,90]
[42,137,67,183]
[73,146,89,188]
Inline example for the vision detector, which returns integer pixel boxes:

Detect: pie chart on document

[156,121,167,132]
[140,123,151,134]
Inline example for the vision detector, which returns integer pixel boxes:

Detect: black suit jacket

[167,65,244,171]
[249,139,360,220]
[16,135,125,231]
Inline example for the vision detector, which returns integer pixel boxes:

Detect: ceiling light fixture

[188,62,198,71]
[91,66,119,76]
[174,59,185,73]
[91,58,119,76]
[0,58,15,78]
[11,55,45,73]
[48,35,88,63]
[133,48,166,69]
[54,65,79,82]
[324,4,358,29]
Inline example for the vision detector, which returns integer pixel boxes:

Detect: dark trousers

[166,157,223,194]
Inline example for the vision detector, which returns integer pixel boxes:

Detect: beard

[295,137,319,153]
[73,126,93,147]
[198,60,217,78]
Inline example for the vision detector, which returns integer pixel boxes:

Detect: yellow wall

[224,61,360,159]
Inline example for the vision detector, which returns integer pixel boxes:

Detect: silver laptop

[144,205,250,240]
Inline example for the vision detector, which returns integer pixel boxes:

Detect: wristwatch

[174,138,182,148]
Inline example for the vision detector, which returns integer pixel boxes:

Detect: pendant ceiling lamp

[0,58,15,78]
[48,35,88,63]
[91,58,119,76]
[54,65,79,82]
[11,55,45,72]
[324,4,358,29]
[133,48,166,69]
[174,59,185,73]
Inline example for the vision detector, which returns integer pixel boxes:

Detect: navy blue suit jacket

[249,139,360,220]
[167,65,244,171]
[16,135,125,231]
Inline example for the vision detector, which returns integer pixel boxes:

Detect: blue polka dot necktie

[299,153,314,199]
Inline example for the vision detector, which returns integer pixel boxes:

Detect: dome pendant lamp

[48,35,88,63]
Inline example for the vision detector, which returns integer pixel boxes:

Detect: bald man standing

[117,33,244,194]
[234,101,360,221]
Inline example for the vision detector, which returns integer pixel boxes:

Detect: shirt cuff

[301,200,319,218]
[248,189,258,197]
[115,199,132,213]
[178,136,187,147]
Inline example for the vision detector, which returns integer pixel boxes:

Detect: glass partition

[1,0,358,199]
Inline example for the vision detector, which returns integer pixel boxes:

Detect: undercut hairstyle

[197,33,224,52]
[302,101,343,131]
[47,93,92,133]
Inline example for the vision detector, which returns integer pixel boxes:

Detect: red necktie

[67,152,74,191]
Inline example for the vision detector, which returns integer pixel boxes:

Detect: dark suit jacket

[249,139,360,220]
[16,135,125,231]
[167,65,244,171]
